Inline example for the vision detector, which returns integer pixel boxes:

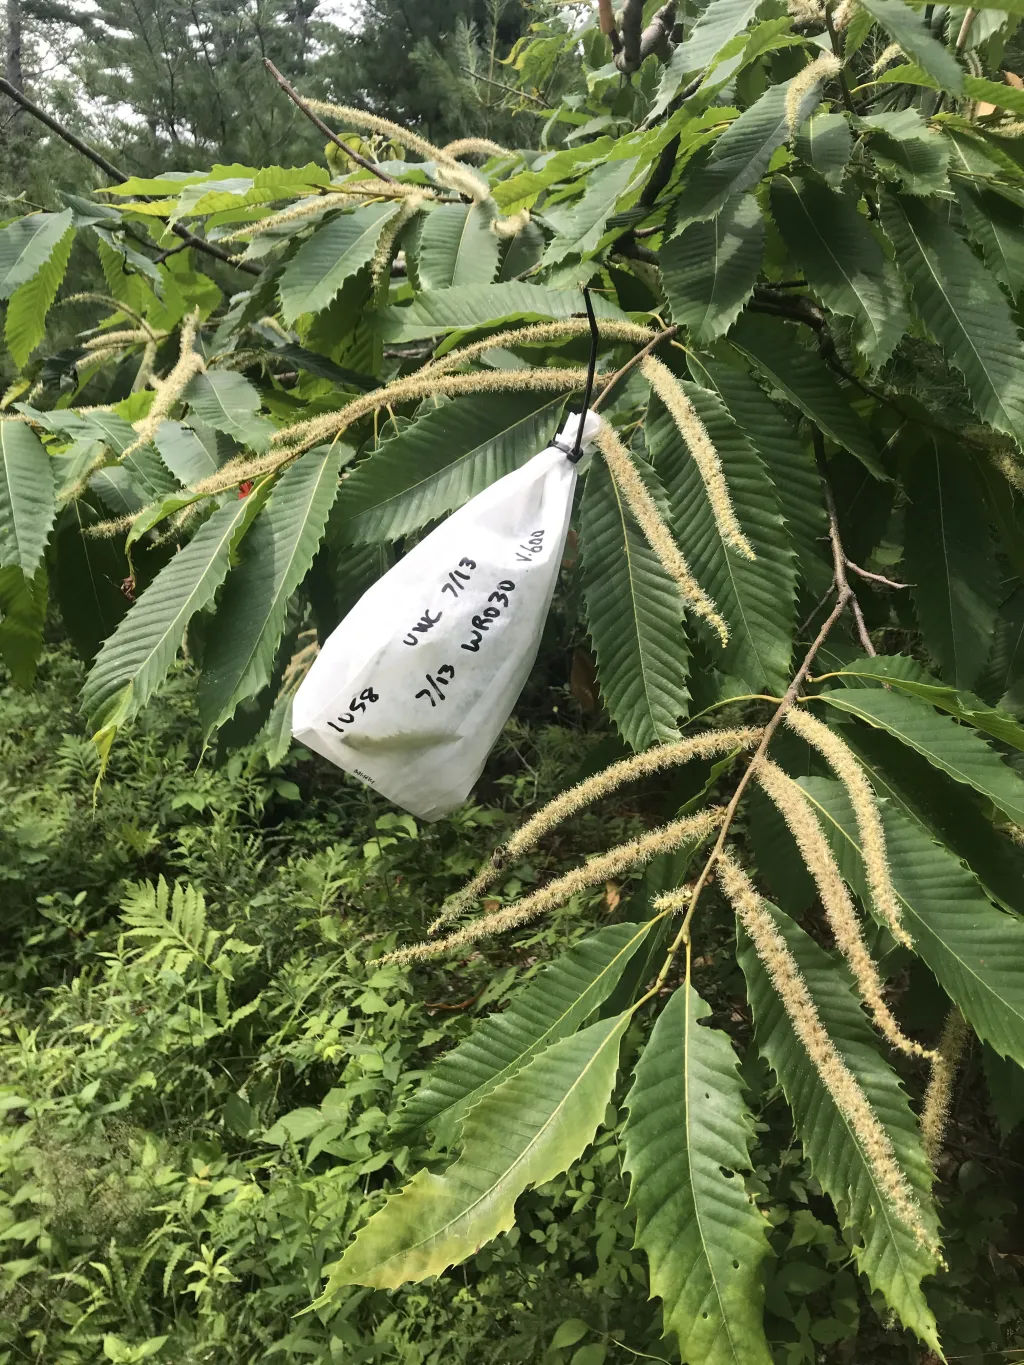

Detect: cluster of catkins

[386,700,959,1256]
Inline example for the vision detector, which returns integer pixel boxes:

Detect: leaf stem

[592,325,679,412]
[263,59,399,185]
[0,75,259,276]
[824,4,858,117]
[653,432,866,961]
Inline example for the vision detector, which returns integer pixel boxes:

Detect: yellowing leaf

[321,1012,628,1292]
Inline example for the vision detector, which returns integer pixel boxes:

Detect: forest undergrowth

[0,643,1021,1365]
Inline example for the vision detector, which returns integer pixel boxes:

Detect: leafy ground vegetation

[5,0,1024,1360]
[0,647,1022,1364]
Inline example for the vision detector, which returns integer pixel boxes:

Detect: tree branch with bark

[611,0,678,73]
[0,75,260,275]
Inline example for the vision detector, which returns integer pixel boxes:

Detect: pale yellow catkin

[281,637,320,695]
[786,707,910,946]
[84,512,135,538]
[640,356,755,561]
[125,310,205,457]
[921,1007,970,1165]
[432,162,491,203]
[992,448,1024,494]
[270,365,593,458]
[81,328,156,351]
[387,807,725,965]
[755,759,930,1058]
[258,315,292,344]
[872,42,905,75]
[222,192,351,242]
[491,207,532,238]
[785,52,843,138]
[421,318,656,376]
[652,887,691,912]
[831,0,858,28]
[79,346,130,371]
[442,137,511,160]
[371,195,425,287]
[215,349,265,374]
[595,420,731,646]
[787,0,825,24]
[337,178,430,196]
[132,340,159,395]
[192,364,596,496]
[304,99,450,165]
[64,292,154,333]
[430,726,761,932]
[717,850,937,1252]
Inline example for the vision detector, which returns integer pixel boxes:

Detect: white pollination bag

[293,410,601,820]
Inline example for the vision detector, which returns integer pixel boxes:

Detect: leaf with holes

[321,1011,629,1292]
[623,979,773,1365]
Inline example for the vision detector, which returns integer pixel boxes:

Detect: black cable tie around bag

[553,286,600,463]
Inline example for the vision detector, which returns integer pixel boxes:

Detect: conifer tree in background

[351,0,530,141]
[6,0,1024,1358]
[0,0,527,191]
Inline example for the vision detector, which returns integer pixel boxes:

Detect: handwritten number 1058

[326,686,380,734]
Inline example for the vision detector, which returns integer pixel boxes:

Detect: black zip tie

[560,286,600,464]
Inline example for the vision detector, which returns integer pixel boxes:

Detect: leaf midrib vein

[375,1021,622,1272]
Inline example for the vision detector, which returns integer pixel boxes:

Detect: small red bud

[238,480,254,499]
